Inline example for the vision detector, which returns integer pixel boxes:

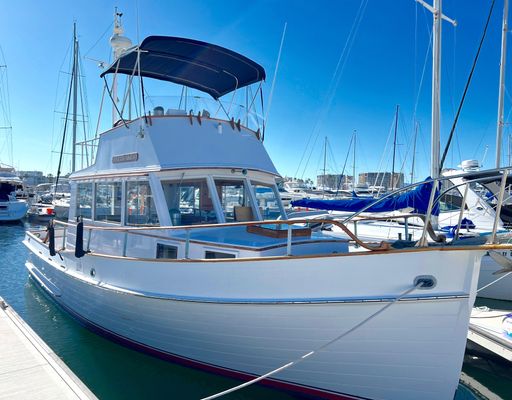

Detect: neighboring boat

[50,182,71,220]
[27,202,55,223]
[292,166,512,301]
[23,17,512,400]
[30,182,71,221]
[468,307,512,363]
[27,204,55,223]
[0,165,28,221]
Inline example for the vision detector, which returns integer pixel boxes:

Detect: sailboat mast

[509,133,511,166]
[431,0,442,179]
[353,131,356,190]
[411,121,418,184]
[391,105,399,190]
[71,22,78,173]
[496,0,509,168]
[323,136,327,189]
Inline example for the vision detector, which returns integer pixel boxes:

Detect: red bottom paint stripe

[29,274,367,400]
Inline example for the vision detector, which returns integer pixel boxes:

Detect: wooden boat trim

[25,230,512,264]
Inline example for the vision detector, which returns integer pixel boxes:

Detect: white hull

[53,203,70,221]
[24,233,482,400]
[326,221,512,301]
[0,200,28,221]
[477,252,512,301]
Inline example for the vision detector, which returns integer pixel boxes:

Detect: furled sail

[291,179,439,215]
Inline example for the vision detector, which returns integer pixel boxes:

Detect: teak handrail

[53,218,390,252]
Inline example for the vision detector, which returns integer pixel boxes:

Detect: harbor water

[1,222,511,400]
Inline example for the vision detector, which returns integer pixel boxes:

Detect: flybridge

[100,36,266,99]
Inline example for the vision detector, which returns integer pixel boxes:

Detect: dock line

[200,281,424,400]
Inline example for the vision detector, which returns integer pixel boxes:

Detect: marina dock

[467,307,512,362]
[0,297,97,400]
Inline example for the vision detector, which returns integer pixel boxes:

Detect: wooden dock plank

[0,298,97,400]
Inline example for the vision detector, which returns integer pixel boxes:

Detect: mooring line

[477,271,512,293]
[200,281,424,400]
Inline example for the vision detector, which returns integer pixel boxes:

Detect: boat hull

[0,200,28,221]
[24,235,482,400]
[476,252,512,301]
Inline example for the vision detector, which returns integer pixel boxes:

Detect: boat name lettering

[112,153,139,163]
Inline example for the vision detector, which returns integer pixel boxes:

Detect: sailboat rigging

[54,23,91,190]
[391,105,399,190]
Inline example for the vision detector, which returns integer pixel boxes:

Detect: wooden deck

[0,297,97,400]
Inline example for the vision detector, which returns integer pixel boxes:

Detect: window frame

[204,249,237,259]
[212,177,256,223]
[250,180,286,221]
[76,181,93,220]
[160,177,218,226]
[125,179,160,226]
[93,181,123,224]
[156,243,179,259]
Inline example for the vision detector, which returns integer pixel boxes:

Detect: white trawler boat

[22,19,512,400]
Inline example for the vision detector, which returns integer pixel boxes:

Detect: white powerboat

[22,18,512,400]
[0,166,28,221]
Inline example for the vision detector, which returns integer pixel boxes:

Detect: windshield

[252,182,283,220]
[161,179,217,225]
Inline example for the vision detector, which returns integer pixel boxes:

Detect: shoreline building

[358,172,404,190]
[17,171,46,187]
[316,174,352,190]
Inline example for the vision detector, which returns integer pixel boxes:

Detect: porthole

[90,268,96,277]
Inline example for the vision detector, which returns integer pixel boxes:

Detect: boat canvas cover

[462,170,512,185]
[101,36,266,99]
[291,179,439,215]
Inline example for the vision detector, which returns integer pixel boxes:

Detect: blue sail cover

[291,179,439,215]
[101,36,266,99]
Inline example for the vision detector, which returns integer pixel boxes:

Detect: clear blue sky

[0,0,509,182]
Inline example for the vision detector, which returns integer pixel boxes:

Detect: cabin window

[161,179,217,226]
[205,250,236,259]
[76,183,92,219]
[126,181,159,225]
[94,182,122,223]
[214,179,253,222]
[439,181,463,212]
[252,182,283,220]
[156,243,178,259]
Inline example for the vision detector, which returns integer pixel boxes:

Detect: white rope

[264,22,287,125]
[294,0,369,179]
[200,282,422,400]
[477,271,512,293]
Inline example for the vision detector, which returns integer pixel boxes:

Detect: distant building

[359,172,404,190]
[17,170,46,187]
[316,174,352,190]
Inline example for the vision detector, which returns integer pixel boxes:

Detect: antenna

[109,8,133,125]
